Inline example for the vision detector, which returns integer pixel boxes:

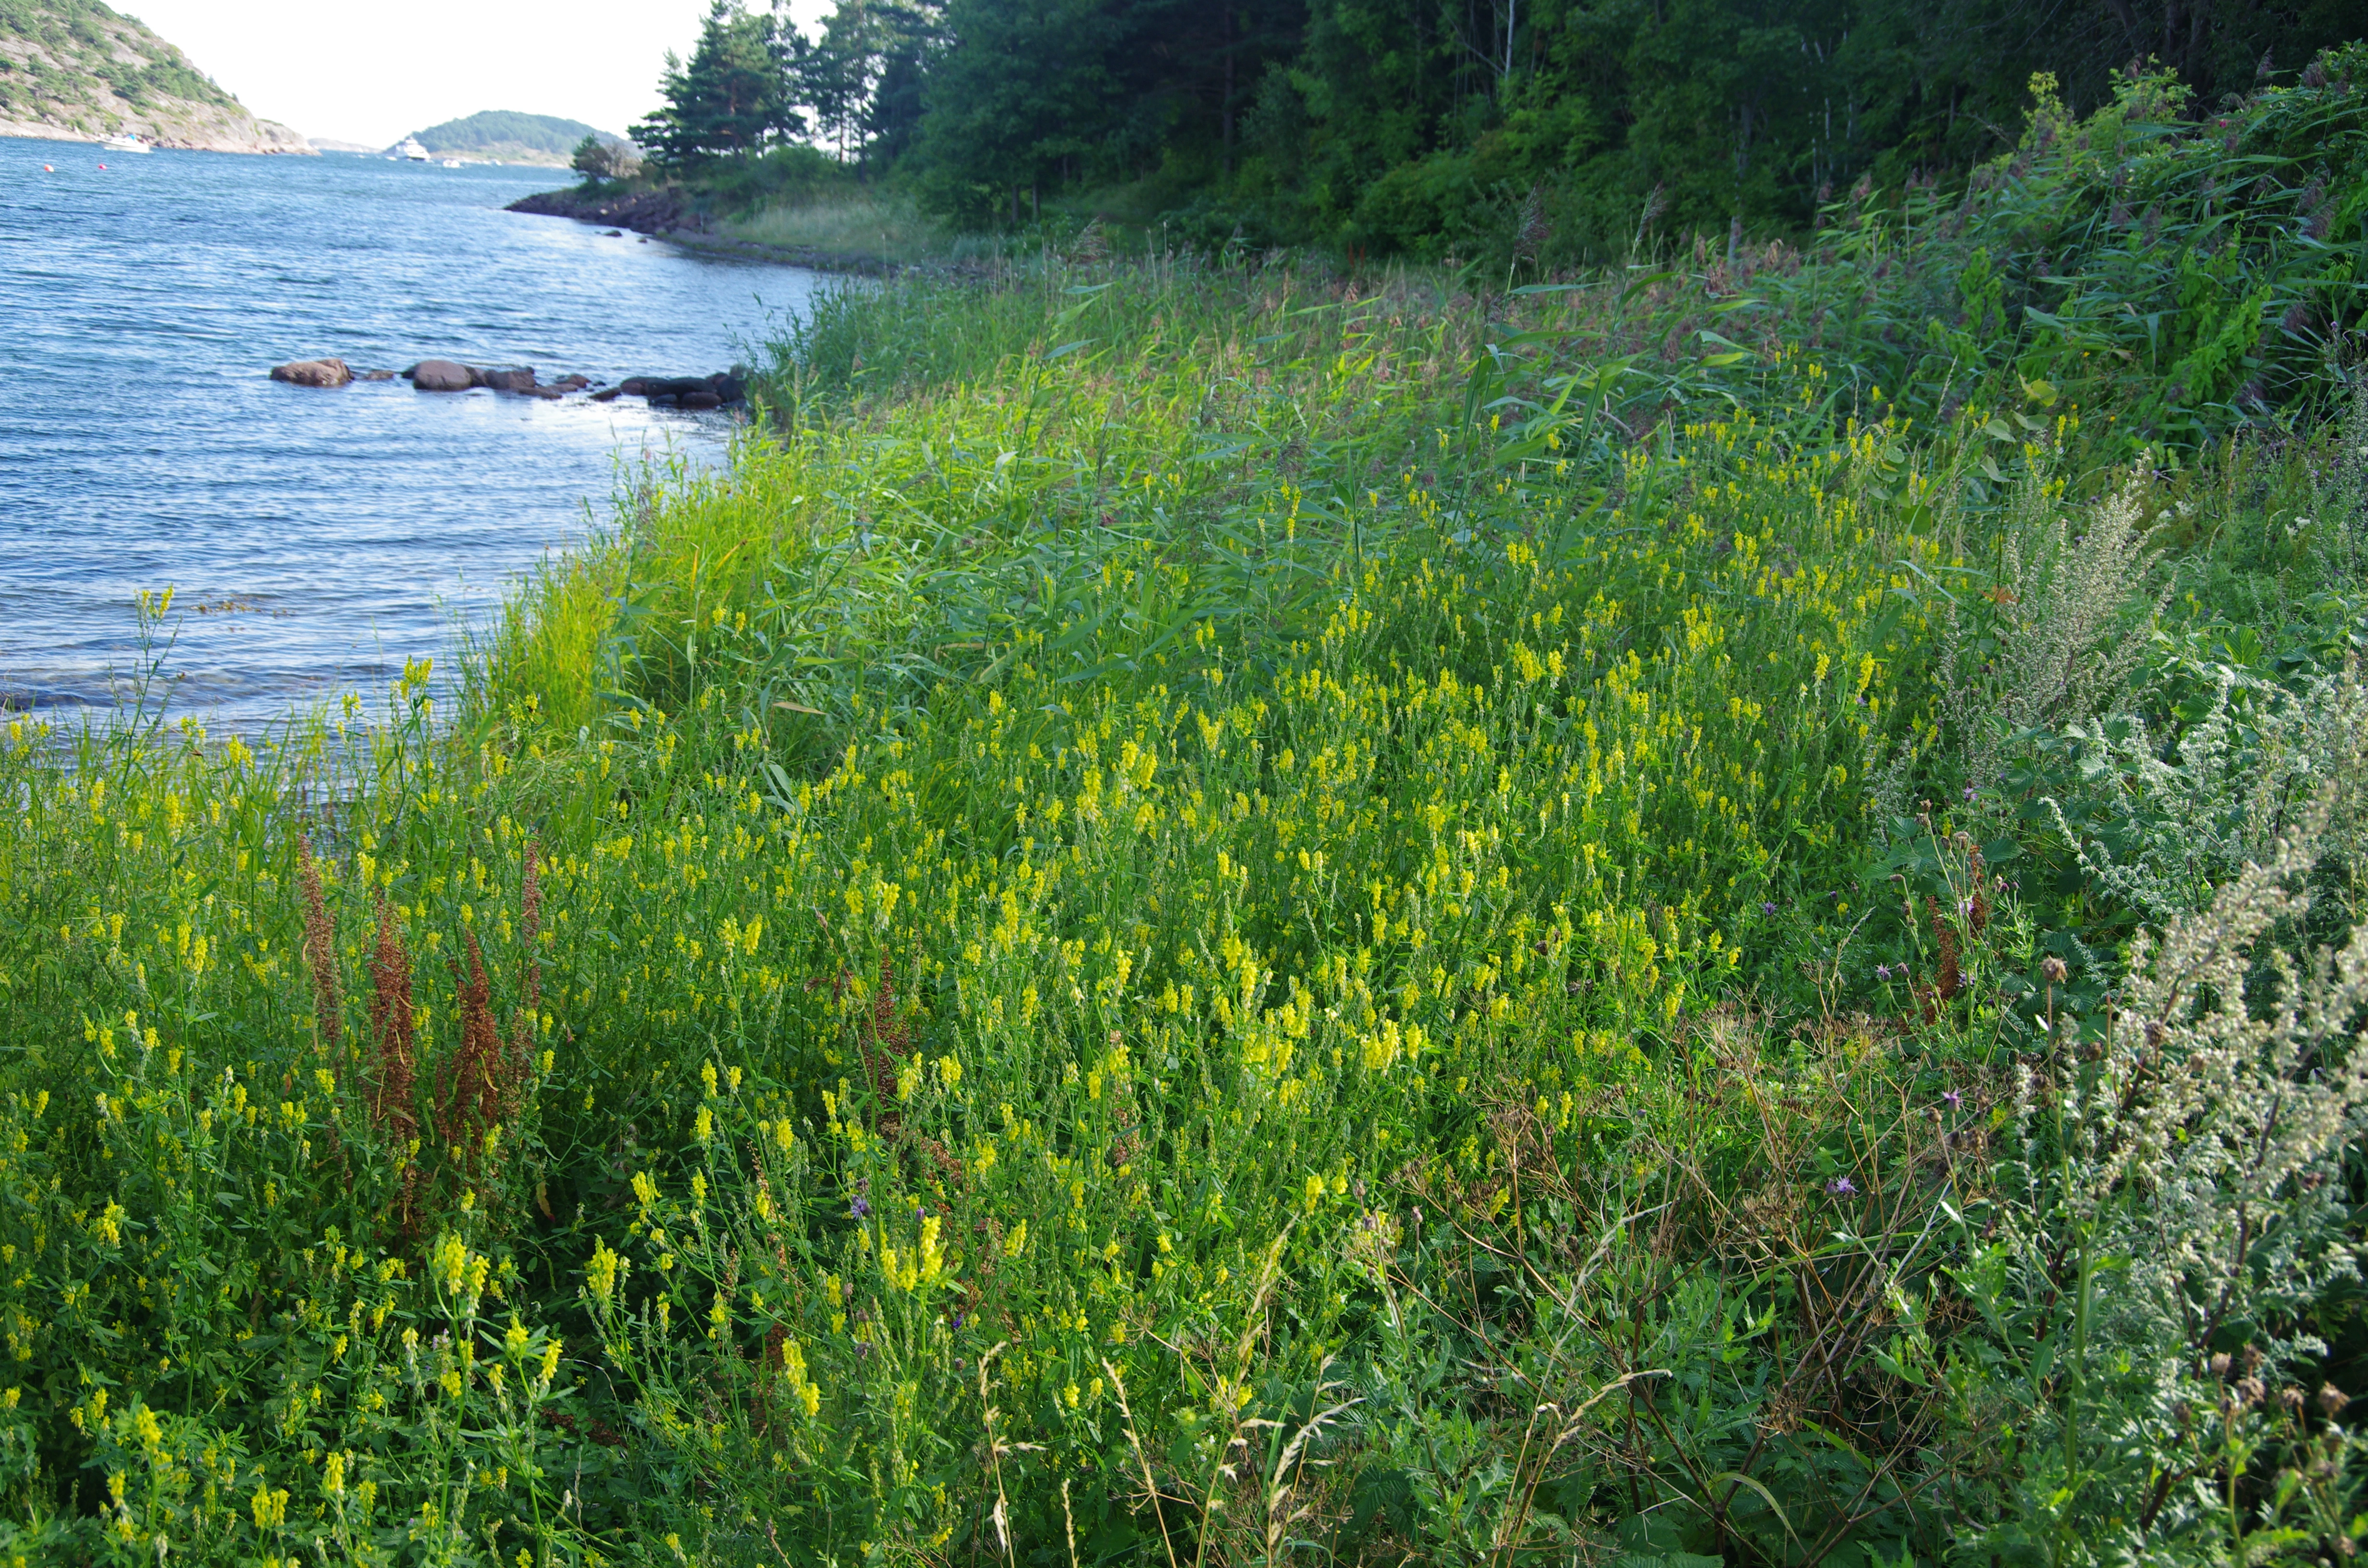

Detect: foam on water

[0,140,826,727]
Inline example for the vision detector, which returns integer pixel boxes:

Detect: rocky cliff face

[0,1,313,153]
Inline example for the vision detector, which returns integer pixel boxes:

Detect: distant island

[394,110,628,168]
[0,0,310,153]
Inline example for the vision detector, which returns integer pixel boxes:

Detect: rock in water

[475,367,537,393]
[680,390,723,410]
[589,386,622,403]
[408,359,473,392]
[270,357,352,388]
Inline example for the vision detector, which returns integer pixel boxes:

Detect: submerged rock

[474,367,537,393]
[270,357,351,388]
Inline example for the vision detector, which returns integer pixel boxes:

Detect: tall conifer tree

[634,0,804,170]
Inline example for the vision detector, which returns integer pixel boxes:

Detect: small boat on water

[397,137,429,161]
[440,158,464,169]
[101,132,150,154]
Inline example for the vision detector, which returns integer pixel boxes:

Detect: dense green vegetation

[612,0,2363,261]
[6,57,2368,1567]
[0,0,238,131]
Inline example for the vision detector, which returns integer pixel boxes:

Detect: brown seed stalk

[368,892,417,1146]
[439,929,512,1156]
[296,833,340,1052]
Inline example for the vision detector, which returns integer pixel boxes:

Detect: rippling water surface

[0,139,826,727]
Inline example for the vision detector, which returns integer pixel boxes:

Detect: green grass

[3,70,2368,1567]
[722,193,950,266]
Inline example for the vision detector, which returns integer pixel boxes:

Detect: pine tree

[633,0,803,171]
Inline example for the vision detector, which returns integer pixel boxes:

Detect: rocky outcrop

[271,358,352,388]
[506,185,703,237]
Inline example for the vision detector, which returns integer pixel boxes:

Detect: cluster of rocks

[590,370,748,409]
[401,360,593,398]
[268,357,749,408]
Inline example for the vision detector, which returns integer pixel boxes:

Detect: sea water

[0,139,826,728]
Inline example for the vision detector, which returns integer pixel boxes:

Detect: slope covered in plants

[0,0,308,150]
[1,61,2365,1567]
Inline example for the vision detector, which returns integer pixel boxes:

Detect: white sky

[117,0,832,149]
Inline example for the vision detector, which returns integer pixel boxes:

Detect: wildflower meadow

[3,61,2368,1566]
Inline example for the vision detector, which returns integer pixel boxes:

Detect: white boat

[397,137,429,161]
[101,132,150,154]
[440,158,463,169]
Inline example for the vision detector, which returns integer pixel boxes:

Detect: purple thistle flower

[1942,1090,1962,1110]
[1826,1176,1858,1197]
[1762,901,1778,917]
[1875,964,1892,981]
[850,1195,871,1220]
[1963,785,1976,802]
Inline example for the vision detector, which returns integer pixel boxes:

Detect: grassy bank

[5,70,2368,1566]
[719,194,950,269]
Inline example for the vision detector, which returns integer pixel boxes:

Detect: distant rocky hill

[403,110,624,167]
[0,0,310,152]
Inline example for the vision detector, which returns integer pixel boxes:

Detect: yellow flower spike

[586,1238,622,1305]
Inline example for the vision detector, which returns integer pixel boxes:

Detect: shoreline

[0,119,314,155]
[506,183,978,278]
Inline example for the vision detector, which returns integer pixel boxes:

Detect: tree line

[617,0,2362,261]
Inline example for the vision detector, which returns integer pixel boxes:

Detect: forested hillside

[409,110,621,166]
[630,0,2362,258]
